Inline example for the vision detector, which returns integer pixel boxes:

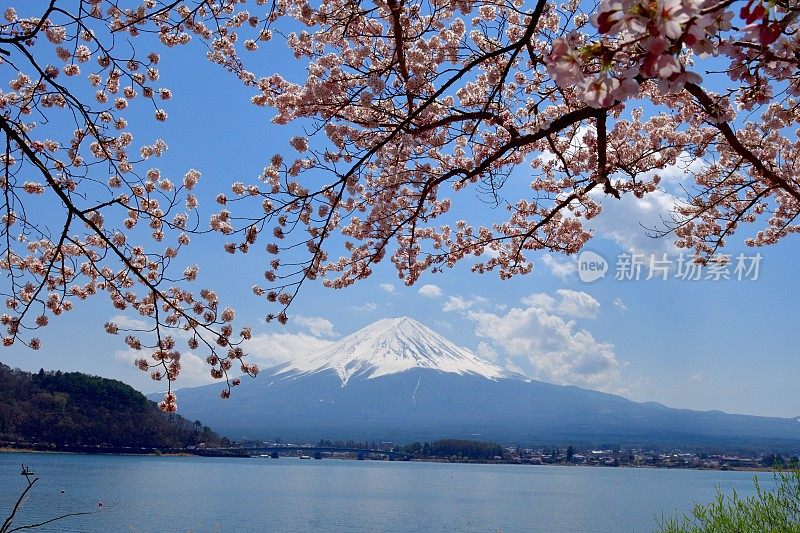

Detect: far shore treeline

[0,363,229,450]
[397,439,503,460]
[314,438,503,460]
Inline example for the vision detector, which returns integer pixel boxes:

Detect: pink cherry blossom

[547,38,585,86]
[657,0,692,39]
[0,0,797,412]
[582,75,619,108]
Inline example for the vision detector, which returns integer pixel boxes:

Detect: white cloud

[244,331,333,367]
[115,348,215,388]
[521,290,600,319]
[504,359,530,377]
[292,315,337,337]
[555,289,600,319]
[690,371,704,382]
[541,254,577,280]
[480,247,500,259]
[350,302,377,312]
[476,341,498,362]
[418,284,443,298]
[520,293,556,310]
[467,305,624,393]
[613,298,627,312]
[586,188,685,255]
[379,283,396,294]
[108,314,151,331]
[537,131,699,257]
[109,314,219,344]
[535,125,593,167]
[109,313,337,388]
[115,348,141,366]
[640,151,705,187]
[442,294,487,312]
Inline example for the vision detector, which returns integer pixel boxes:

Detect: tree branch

[684,82,800,204]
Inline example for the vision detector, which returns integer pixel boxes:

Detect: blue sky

[3,20,799,419]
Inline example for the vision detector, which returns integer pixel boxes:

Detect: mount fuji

[272,317,518,384]
[164,317,800,450]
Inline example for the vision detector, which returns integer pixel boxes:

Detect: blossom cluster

[546,0,796,107]
[181,0,800,320]
[0,1,264,408]
[3,0,799,411]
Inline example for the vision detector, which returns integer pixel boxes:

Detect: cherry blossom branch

[684,82,800,204]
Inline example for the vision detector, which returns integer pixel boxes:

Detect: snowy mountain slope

[166,368,800,450]
[161,317,800,450]
[273,316,521,385]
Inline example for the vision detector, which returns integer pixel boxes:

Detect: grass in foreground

[656,470,800,532]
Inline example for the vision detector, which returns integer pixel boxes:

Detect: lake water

[0,452,776,532]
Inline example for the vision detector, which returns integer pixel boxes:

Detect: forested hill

[0,364,228,449]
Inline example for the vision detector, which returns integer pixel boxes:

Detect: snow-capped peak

[274,316,518,385]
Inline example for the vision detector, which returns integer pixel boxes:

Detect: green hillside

[0,363,228,450]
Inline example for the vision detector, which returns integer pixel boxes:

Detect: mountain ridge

[273,316,521,385]
[163,317,800,452]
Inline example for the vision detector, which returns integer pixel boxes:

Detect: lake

[0,452,776,532]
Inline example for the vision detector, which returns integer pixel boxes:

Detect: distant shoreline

[0,447,786,473]
[0,447,193,457]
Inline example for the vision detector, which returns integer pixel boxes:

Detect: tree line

[395,439,503,460]
[0,363,228,450]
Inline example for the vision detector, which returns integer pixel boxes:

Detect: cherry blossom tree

[1,0,798,409]
[0,2,260,410]
[215,0,799,305]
